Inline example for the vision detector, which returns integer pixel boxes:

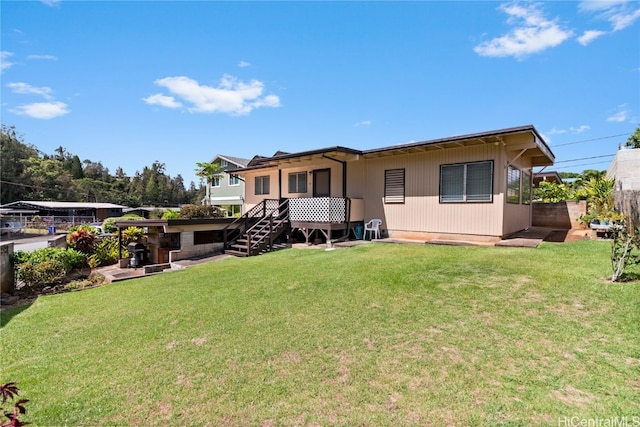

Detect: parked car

[89,222,105,234]
[0,221,24,236]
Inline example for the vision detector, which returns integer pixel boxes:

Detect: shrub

[162,209,180,219]
[67,227,98,254]
[611,221,640,282]
[87,237,120,268]
[11,248,86,272]
[102,214,144,233]
[179,204,223,219]
[17,259,66,289]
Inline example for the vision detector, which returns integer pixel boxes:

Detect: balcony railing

[289,197,351,223]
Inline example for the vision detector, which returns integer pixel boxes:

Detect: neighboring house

[0,201,126,222]
[533,171,563,188]
[202,155,251,217]
[231,125,554,250]
[607,147,640,191]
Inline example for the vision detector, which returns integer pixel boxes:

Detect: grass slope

[1,241,639,426]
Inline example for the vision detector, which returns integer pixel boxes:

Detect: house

[533,171,563,188]
[227,125,554,253]
[0,201,126,223]
[201,155,250,217]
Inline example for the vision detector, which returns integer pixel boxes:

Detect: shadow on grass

[0,297,37,328]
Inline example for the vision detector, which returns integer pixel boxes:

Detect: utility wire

[548,133,628,147]
[554,153,616,164]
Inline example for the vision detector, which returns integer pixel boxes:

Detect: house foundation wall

[169,232,224,262]
[388,230,501,245]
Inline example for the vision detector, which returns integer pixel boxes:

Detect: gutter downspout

[322,154,347,197]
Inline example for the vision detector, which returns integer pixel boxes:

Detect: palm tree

[195,161,224,205]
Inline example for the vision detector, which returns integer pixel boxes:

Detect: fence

[1,215,96,234]
[615,190,640,229]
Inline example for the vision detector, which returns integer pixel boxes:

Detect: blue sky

[2,1,638,186]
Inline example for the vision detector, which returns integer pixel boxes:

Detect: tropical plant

[533,181,569,202]
[121,226,146,246]
[87,237,120,268]
[67,227,98,254]
[0,382,29,427]
[579,176,619,226]
[162,209,180,219]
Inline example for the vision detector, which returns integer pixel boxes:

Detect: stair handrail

[223,199,279,249]
[246,199,290,253]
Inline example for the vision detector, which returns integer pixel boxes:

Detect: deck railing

[289,197,351,223]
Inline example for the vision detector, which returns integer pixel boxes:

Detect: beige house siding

[501,153,533,236]
[364,144,505,238]
[236,125,553,242]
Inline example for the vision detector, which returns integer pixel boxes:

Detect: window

[194,231,214,245]
[507,166,521,204]
[522,172,531,205]
[212,176,221,187]
[288,172,307,193]
[440,161,493,203]
[228,174,240,186]
[255,176,270,195]
[384,168,405,203]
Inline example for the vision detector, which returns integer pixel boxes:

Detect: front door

[313,169,331,197]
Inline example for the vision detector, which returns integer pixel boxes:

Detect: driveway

[1,234,53,252]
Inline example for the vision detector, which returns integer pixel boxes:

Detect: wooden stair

[225,216,290,257]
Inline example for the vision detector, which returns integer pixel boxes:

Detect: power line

[555,160,614,169]
[554,153,616,164]
[548,133,628,147]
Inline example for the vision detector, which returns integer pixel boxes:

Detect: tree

[626,126,640,149]
[196,161,224,205]
[0,125,39,203]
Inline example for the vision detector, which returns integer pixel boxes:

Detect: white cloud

[147,74,281,115]
[238,61,251,68]
[474,2,574,59]
[354,120,372,127]
[577,30,607,45]
[40,0,61,7]
[8,82,54,99]
[142,93,183,109]
[547,125,590,136]
[571,125,591,133]
[579,0,640,31]
[11,101,70,119]
[28,54,58,61]
[1,51,15,73]
[607,104,629,122]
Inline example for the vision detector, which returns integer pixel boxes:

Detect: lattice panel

[290,197,346,222]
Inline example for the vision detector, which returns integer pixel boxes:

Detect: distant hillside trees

[0,124,202,206]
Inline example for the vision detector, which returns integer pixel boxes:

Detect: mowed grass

[1,241,639,426]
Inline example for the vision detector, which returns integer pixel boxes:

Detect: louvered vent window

[384,168,405,204]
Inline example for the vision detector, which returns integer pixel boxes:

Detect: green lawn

[1,241,638,426]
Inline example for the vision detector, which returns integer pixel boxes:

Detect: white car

[0,222,24,236]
